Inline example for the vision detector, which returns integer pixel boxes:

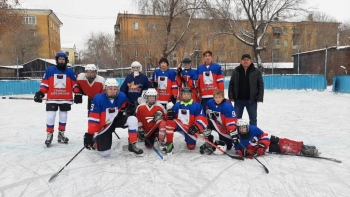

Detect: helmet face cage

[131,61,142,72]
[144,89,158,105]
[237,119,249,134]
[181,88,192,102]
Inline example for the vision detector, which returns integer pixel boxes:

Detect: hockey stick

[48,147,85,182]
[113,131,121,139]
[196,133,244,160]
[208,117,268,173]
[268,152,342,163]
[172,119,243,160]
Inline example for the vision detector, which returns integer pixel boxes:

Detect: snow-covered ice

[1,89,350,197]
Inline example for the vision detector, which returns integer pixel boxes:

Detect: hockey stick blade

[48,147,85,182]
[224,152,244,160]
[270,152,342,163]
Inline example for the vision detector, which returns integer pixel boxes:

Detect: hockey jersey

[171,100,208,131]
[234,125,271,153]
[40,66,79,104]
[151,68,178,104]
[176,69,199,102]
[197,63,224,98]
[88,92,127,134]
[207,99,237,135]
[120,73,150,102]
[76,73,105,100]
[136,102,166,133]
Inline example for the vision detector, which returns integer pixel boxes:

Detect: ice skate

[58,131,69,144]
[45,132,53,147]
[128,142,144,156]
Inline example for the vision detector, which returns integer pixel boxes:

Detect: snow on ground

[1,89,350,197]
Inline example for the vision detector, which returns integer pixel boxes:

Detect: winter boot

[302,145,318,156]
[45,132,53,147]
[58,131,69,143]
[128,142,144,156]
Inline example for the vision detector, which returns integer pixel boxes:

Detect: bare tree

[82,32,116,69]
[207,0,307,66]
[133,0,205,58]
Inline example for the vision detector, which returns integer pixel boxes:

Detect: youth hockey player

[135,88,169,149]
[199,89,238,154]
[176,57,200,102]
[34,51,80,147]
[234,119,318,158]
[76,64,105,113]
[150,57,178,108]
[197,51,224,113]
[120,61,150,115]
[83,78,143,157]
[165,87,208,151]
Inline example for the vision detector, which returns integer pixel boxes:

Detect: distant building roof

[61,43,76,49]
[21,58,72,66]
[292,45,350,56]
[0,65,23,69]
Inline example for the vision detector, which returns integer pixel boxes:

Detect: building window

[284,40,288,47]
[133,36,138,44]
[230,51,234,58]
[148,50,152,58]
[230,39,234,46]
[23,16,36,24]
[283,28,288,35]
[146,37,151,44]
[274,39,281,48]
[133,22,139,30]
[207,39,211,46]
[134,49,138,57]
[66,52,69,56]
[292,38,299,46]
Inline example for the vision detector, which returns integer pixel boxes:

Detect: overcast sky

[21,0,350,51]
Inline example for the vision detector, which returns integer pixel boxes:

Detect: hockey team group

[33,51,320,161]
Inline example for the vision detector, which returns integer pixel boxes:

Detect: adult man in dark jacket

[228,54,264,126]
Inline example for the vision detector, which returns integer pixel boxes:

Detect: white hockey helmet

[105,78,119,88]
[237,119,249,134]
[131,61,142,76]
[213,140,227,155]
[143,88,158,105]
[85,64,97,71]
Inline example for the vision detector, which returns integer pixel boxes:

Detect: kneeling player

[83,78,143,157]
[135,88,169,150]
[166,87,208,151]
[199,89,238,154]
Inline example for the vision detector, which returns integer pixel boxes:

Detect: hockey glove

[237,148,253,159]
[74,93,83,104]
[167,110,176,120]
[126,102,135,116]
[229,130,239,145]
[152,81,158,88]
[177,67,182,76]
[202,128,212,137]
[84,133,95,150]
[206,109,217,121]
[188,124,200,135]
[255,144,266,156]
[153,111,163,122]
[34,91,45,103]
[170,95,177,104]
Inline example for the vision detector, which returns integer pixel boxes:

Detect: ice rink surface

[0,89,350,197]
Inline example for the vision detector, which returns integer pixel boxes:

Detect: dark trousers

[94,115,128,151]
[201,98,211,115]
[234,100,258,126]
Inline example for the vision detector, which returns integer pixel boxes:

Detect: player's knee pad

[126,116,138,130]
[46,111,56,125]
[98,149,111,157]
[59,111,67,123]
[186,144,196,150]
